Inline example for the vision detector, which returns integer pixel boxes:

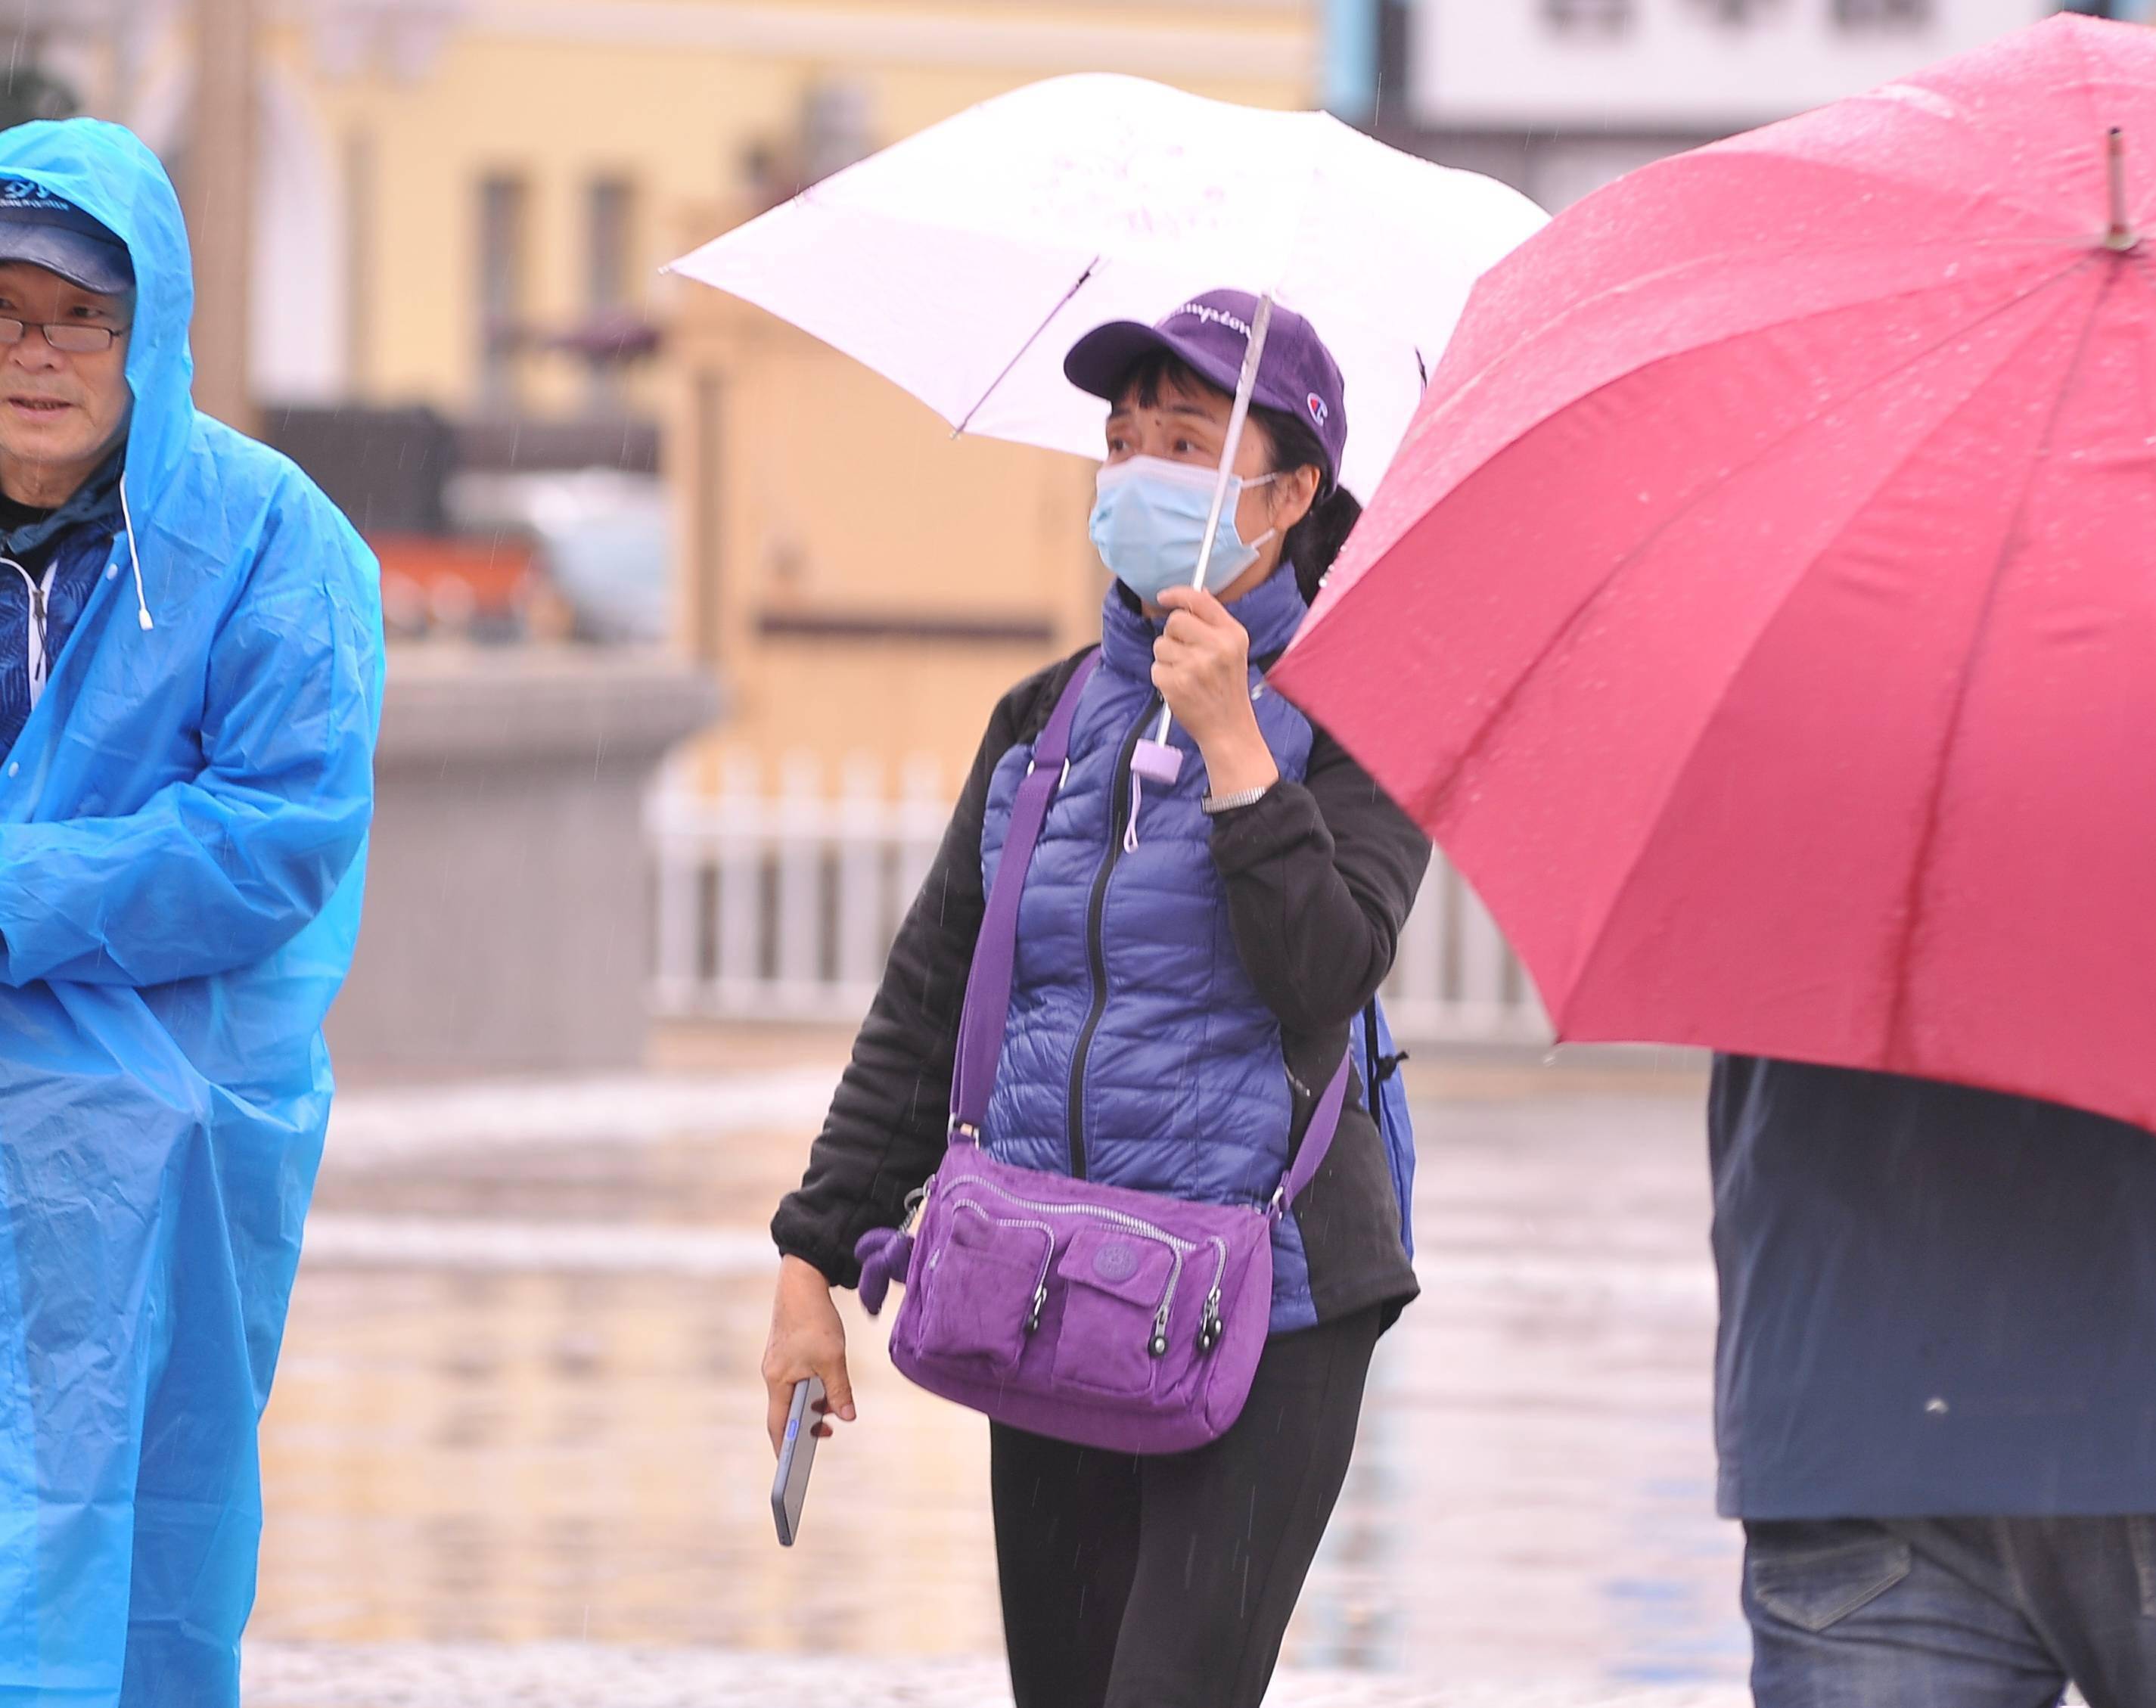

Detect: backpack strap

[950,649,1101,1135]
[1362,998,1384,1139]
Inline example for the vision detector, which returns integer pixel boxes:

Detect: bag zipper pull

[1197,1290,1223,1355]
[1148,1301,1171,1360]
[899,1182,931,1236]
[1026,1284,1047,1336]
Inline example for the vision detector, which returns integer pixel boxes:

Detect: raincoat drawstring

[120,473,152,630]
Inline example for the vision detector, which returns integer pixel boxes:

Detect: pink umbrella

[1272,15,2156,1131]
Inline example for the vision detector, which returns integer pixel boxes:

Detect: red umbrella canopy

[1272,14,2156,1131]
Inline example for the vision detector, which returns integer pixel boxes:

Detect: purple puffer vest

[977,571,1326,1333]
[855,650,1351,1454]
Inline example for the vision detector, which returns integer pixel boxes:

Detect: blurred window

[1688,0,1781,21]
[588,178,635,314]
[344,129,377,391]
[1834,0,1933,25]
[1542,0,1632,30]
[800,79,874,185]
[586,176,636,405]
[477,172,529,410]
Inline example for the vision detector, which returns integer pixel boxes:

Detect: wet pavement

[247,1045,1751,1705]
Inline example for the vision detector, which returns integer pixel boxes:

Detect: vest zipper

[1,557,55,710]
[1064,692,1160,1182]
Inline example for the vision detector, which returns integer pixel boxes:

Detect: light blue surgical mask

[1089,455,1278,604]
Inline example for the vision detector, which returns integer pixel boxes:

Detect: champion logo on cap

[1306,393,1330,430]
[1174,300,1254,340]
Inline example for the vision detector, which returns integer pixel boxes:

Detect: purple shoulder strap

[951,651,1101,1133]
[1272,1055,1352,1219]
[948,647,1352,1214]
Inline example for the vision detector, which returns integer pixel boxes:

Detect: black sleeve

[1206,724,1432,1035]
[769,654,1081,1287]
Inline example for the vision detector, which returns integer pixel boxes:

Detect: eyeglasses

[0,319,128,354]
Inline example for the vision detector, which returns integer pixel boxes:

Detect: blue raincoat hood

[0,120,194,554]
[0,120,382,1706]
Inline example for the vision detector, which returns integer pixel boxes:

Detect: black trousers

[989,1305,1384,1708]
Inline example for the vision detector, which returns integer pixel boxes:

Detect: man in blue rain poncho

[0,122,381,1705]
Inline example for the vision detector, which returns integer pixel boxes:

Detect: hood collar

[0,443,125,564]
[1100,561,1311,681]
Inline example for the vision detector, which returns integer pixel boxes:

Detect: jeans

[1744,1517,2156,1707]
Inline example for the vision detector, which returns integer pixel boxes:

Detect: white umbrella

[666,73,1546,504]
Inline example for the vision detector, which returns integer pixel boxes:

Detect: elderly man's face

[0,261,131,508]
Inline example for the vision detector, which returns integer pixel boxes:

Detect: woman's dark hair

[1114,351,1362,605]
[1249,402,1362,604]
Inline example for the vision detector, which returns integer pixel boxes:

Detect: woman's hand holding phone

[763,1254,857,1457]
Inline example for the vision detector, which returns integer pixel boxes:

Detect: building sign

[1409,0,2053,130]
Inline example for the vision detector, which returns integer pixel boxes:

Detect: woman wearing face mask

[762,290,1428,1708]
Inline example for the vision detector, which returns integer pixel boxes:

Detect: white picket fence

[650,755,1550,1045]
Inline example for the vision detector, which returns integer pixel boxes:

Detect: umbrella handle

[2108,128,2138,253]
[1145,293,1278,757]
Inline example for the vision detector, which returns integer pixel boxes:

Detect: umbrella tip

[2108,128,2140,253]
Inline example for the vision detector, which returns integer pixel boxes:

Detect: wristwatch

[1201,784,1273,816]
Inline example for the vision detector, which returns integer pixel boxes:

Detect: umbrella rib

[1553,272,2098,1039]
[2061,27,2111,203]
[1418,253,2102,833]
[951,256,1101,439]
[1876,262,2120,1069]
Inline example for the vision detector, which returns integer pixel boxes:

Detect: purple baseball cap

[0,179,132,295]
[1064,288,1349,491]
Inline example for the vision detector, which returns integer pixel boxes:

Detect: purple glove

[854,1225,914,1317]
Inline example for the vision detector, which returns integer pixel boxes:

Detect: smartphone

[771,1376,825,1548]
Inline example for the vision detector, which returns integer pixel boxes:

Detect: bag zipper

[1063,692,1160,1181]
[945,1198,1058,1334]
[1198,1236,1230,1353]
[965,1172,1190,1357]
[938,1173,1241,1357]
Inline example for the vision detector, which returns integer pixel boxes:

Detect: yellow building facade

[65,2,1320,788]
[273,2,1319,417]
[291,0,1317,790]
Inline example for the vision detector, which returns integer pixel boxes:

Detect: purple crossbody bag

[854,651,1352,1455]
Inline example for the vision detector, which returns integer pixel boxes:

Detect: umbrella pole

[2108,128,2138,253]
[1134,294,1277,778]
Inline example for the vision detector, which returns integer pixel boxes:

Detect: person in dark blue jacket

[765,292,1428,1708]
[1713,1054,2156,1707]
